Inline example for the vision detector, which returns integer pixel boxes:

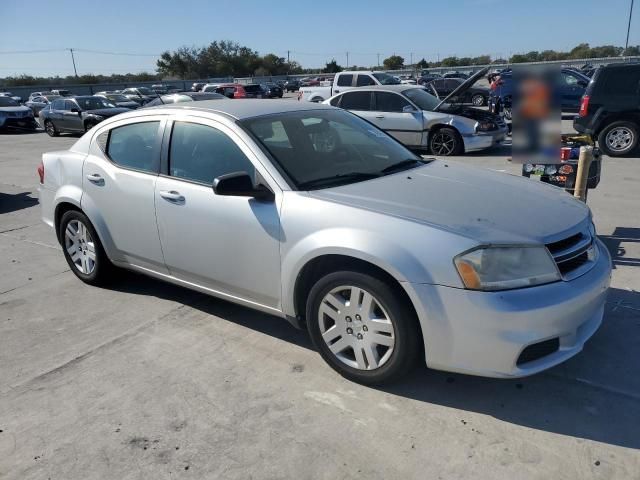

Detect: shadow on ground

[600,227,640,268]
[107,270,639,451]
[0,191,38,215]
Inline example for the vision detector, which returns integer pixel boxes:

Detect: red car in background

[203,83,266,99]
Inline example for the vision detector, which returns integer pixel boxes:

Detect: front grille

[517,338,560,366]
[546,229,595,279]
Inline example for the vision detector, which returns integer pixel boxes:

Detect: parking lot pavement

[1,129,639,479]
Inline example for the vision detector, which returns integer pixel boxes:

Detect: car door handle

[334,89,340,93]
[86,173,104,185]
[375,115,385,119]
[159,190,185,203]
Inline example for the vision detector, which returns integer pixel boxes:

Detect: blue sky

[0,0,637,77]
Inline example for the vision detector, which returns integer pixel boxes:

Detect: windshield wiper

[297,172,380,190]
[380,158,428,175]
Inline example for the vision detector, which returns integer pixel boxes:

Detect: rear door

[81,116,168,273]
[371,92,423,147]
[337,91,373,120]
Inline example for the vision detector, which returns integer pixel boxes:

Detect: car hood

[308,160,590,245]
[0,105,31,113]
[435,66,489,111]
[84,107,131,117]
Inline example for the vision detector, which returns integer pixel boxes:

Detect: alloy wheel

[318,285,395,370]
[605,127,634,152]
[64,219,96,274]
[45,121,55,136]
[472,94,484,106]
[431,132,456,155]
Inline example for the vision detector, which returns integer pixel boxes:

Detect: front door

[61,100,83,131]
[370,92,423,147]
[154,118,282,309]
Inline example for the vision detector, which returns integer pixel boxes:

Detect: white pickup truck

[298,71,402,103]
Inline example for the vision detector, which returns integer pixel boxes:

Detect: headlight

[476,121,497,132]
[454,246,560,291]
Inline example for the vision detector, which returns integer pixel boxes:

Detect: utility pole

[346,51,349,69]
[626,0,635,53]
[68,48,78,77]
[377,53,380,68]
[287,50,290,63]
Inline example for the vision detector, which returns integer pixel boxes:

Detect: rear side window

[337,74,353,87]
[600,68,640,95]
[51,99,65,109]
[106,121,161,173]
[329,95,341,107]
[356,75,376,87]
[340,91,371,110]
[244,85,262,93]
[374,92,410,112]
[169,122,255,185]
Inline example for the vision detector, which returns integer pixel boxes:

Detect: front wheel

[59,210,115,285]
[306,271,420,385]
[429,127,463,156]
[44,120,59,137]
[471,93,485,106]
[597,121,638,156]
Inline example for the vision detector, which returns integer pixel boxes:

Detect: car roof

[338,85,421,93]
[145,98,333,119]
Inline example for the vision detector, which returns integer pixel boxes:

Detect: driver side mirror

[70,108,80,114]
[402,105,417,113]
[213,171,274,201]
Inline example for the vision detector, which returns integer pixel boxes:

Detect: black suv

[574,63,640,156]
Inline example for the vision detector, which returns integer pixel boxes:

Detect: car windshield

[107,94,129,102]
[372,73,401,85]
[75,97,116,110]
[403,88,441,111]
[0,97,19,107]
[242,109,424,190]
[137,87,154,95]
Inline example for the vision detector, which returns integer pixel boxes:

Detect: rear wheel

[429,127,463,156]
[59,210,115,285]
[598,121,638,156]
[44,120,59,137]
[306,271,420,385]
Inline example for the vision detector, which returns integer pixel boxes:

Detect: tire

[59,210,115,286]
[44,120,59,137]
[471,93,485,106]
[597,121,638,157]
[306,271,420,385]
[84,120,98,132]
[429,127,463,156]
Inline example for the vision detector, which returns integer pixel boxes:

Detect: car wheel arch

[292,254,422,338]
[594,112,640,137]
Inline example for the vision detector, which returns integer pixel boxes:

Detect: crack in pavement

[0,225,37,234]
[0,231,60,250]
[0,268,70,295]
[2,303,193,396]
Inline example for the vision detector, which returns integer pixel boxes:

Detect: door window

[105,121,161,173]
[64,100,76,111]
[374,92,411,112]
[339,91,371,110]
[356,75,376,87]
[51,99,65,110]
[336,74,353,87]
[169,122,255,185]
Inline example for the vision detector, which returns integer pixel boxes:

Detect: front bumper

[463,126,508,152]
[407,239,612,378]
[0,116,38,130]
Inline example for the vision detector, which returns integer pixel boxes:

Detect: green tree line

[3,42,640,87]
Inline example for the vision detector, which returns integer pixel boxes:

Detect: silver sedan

[38,100,611,384]
[324,85,508,155]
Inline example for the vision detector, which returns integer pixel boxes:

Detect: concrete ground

[0,112,639,479]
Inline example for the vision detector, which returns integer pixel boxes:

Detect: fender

[281,227,434,317]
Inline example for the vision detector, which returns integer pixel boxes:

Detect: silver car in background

[38,100,611,384]
[324,69,507,156]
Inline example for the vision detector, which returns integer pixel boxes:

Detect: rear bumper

[407,239,612,378]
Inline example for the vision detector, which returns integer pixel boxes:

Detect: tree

[383,55,404,70]
[416,58,429,69]
[323,59,343,73]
